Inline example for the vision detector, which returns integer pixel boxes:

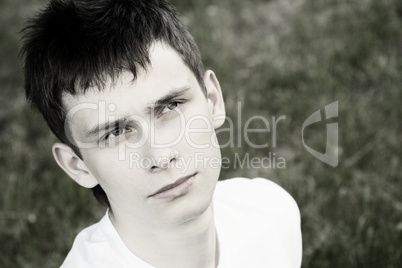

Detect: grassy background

[1,0,401,267]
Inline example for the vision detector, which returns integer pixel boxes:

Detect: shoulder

[214,178,302,267]
[61,212,156,268]
[215,177,300,217]
[215,177,291,198]
[60,213,122,268]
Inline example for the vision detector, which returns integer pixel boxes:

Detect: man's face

[61,43,224,226]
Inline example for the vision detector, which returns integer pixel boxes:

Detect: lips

[149,173,197,199]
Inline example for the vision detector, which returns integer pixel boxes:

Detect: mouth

[149,173,197,199]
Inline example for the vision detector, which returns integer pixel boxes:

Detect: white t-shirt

[61,178,302,267]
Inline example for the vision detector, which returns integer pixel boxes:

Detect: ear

[203,70,226,128]
[52,143,98,188]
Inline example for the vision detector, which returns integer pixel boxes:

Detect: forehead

[62,42,200,139]
[63,42,194,110]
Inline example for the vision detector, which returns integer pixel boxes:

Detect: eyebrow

[84,86,191,138]
[85,117,128,138]
[146,86,191,111]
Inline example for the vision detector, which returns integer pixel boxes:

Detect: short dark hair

[20,0,205,207]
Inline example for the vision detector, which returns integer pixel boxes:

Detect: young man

[21,0,302,267]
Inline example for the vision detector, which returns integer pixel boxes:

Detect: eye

[105,127,130,140]
[160,101,181,115]
[111,128,124,137]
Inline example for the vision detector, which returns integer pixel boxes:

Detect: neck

[109,204,218,268]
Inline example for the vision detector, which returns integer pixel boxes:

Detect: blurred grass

[1,0,401,267]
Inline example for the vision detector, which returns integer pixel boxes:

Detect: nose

[149,149,179,173]
[135,118,183,173]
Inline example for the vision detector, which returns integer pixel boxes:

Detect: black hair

[20,0,205,207]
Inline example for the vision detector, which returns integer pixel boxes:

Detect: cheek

[82,150,131,183]
[186,124,217,152]
[154,115,185,145]
[182,107,216,148]
[86,159,146,204]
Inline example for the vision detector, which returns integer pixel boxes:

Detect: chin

[157,194,213,227]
